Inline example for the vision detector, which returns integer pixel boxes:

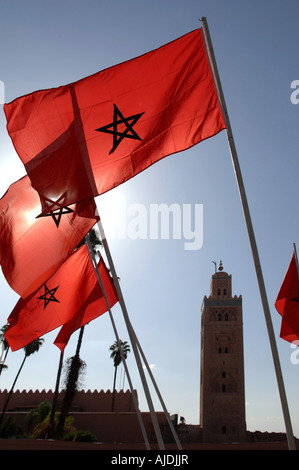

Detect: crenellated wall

[0,388,137,413]
[0,388,172,444]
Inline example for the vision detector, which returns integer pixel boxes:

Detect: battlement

[0,388,137,413]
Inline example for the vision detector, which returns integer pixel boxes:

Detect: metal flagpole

[92,234,182,450]
[95,219,166,450]
[84,235,151,449]
[129,322,183,450]
[201,16,296,450]
[87,229,182,449]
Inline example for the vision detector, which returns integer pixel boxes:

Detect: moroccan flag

[279,320,299,345]
[54,258,118,352]
[4,29,225,214]
[5,244,101,351]
[0,175,98,298]
[275,253,299,343]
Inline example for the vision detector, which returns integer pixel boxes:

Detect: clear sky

[0,0,299,440]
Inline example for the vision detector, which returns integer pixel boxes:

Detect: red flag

[54,258,118,352]
[4,29,225,214]
[279,320,299,345]
[275,253,299,343]
[5,244,100,351]
[0,175,98,298]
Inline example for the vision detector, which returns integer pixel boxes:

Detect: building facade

[0,388,172,444]
[200,261,246,443]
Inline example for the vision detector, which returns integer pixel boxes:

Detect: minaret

[200,261,246,443]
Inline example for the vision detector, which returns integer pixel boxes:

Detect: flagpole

[201,16,296,450]
[95,219,166,450]
[129,321,183,450]
[87,229,182,449]
[84,235,151,450]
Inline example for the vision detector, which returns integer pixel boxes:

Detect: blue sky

[0,0,299,440]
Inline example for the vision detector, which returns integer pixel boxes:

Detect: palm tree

[109,340,130,411]
[88,227,102,253]
[26,400,76,439]
[50,228,102,438]
[0,325,9,376]
[0,338,44,428]
[48,350,64,438]
[26,400,52,434]
[56,335,86,439]
[76,227,102,255]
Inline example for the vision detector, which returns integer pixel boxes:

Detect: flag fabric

[279,320,299,345]
[54,258,118,352]
[4,29,225,214]
[0,175,98,298]
[5,244,101,351]
[275,253,299,343]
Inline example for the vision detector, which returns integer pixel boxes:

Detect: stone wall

[0,388,136,413]
[0,389,172,444]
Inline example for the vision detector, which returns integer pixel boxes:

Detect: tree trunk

[0,355,26,427]
[111,366,117,412]
[56,326,85,438]
[48,351,64,438]
[75,326,85,357]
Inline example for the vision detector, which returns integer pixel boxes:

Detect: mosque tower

[200,261,246,443]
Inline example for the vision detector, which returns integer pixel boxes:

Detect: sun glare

[96,189,127,240]
[25,205,41,226]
